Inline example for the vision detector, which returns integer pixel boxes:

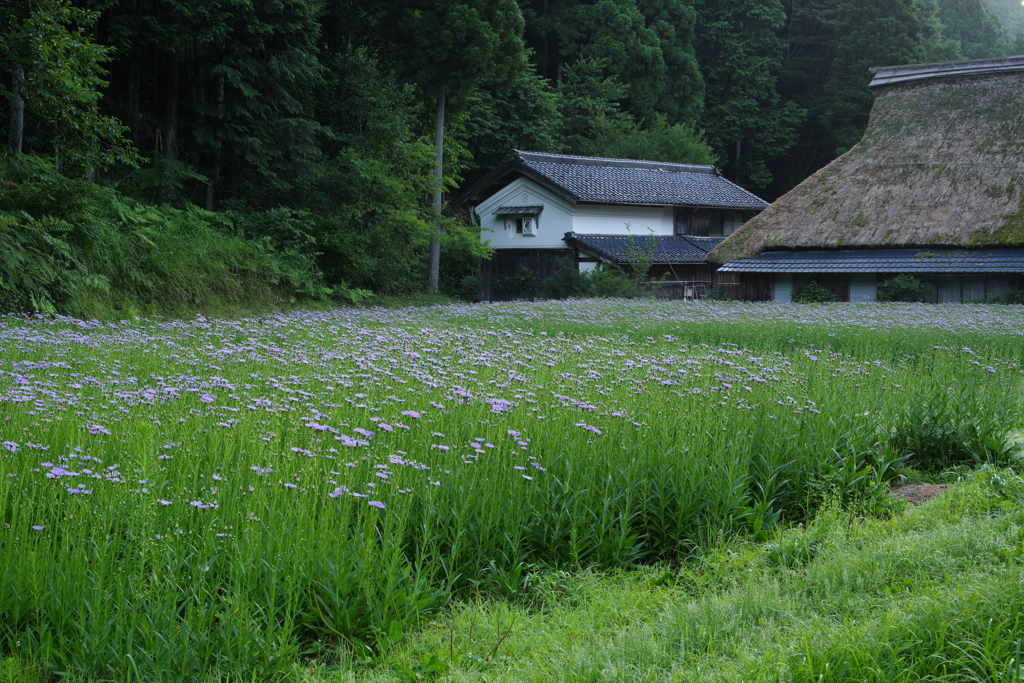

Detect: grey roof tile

[719,249,1024,273]
[564,232,724,264]
[492,205,544,215]
[513,150,769,210]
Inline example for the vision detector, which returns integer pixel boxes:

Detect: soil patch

[890,482,950,505]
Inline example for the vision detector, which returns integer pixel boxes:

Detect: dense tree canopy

[2,0,1021,299]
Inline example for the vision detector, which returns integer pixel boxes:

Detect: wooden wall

[646,263,717,299]
[713,272,773,301]
[479,249,576,301]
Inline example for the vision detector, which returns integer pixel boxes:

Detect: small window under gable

[495,205,542,236]
[505,216,538,234]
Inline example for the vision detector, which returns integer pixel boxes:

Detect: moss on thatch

[709,70,1024,265]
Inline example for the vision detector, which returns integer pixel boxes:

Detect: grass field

[1,300,1022,681]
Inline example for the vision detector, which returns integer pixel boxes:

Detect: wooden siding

[479,249,576,301]
[713,271,773,301]
[676,207,712,236]
[646,263,717,299]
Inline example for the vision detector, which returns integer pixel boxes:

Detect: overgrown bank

[354,466,1024,683]
[0,156,482,317]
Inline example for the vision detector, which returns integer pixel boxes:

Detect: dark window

[708,210,724,236]
[673,208,689,235]
[515,218,523,233]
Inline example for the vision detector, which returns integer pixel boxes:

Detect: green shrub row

[0,156,332,317]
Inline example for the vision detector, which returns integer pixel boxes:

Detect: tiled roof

[719,249,1024,273]
[492,205,543,215]
[869,55,1024,88]
[564,232,725,264]
[513,150,769,210]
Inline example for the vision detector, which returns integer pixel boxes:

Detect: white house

[451,150,770,300]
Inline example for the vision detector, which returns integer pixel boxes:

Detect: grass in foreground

[334,467,1024,683]
[1,301,1022,681]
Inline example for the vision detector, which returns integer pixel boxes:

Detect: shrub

[877,274,934,302]
[0,155,329,316]
[889,385,1018,472]
[985,289,1024,305]
[493,264,540,300]
[458,275,481,302]
[589,266,651,299]
[704,284,732,301]
[542,259,591,299]
[793,281,840,303]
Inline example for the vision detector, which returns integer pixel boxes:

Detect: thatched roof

[709,57,1024,265]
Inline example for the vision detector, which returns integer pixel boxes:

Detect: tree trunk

[162,52,180,202]
[427,89,445,295]
[8,65,24,155]
[165,52,180,168]
[735,139,742,185]
[206,74,225,211]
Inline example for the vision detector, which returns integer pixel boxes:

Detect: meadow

[1,300,1022,682]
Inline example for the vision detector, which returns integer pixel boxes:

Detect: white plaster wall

[475,178,575,249]
[571,204,673,236]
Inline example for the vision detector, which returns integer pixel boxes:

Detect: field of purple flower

[1,300,1022,681]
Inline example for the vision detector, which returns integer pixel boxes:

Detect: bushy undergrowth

[0,302,1021,680]
[793,281,840,303]
[0,156,329,317]
[877,274,935,303]
[364,466,1024,683]
[491,259,655,301]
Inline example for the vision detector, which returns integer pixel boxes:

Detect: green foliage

[459,66,564,184]
[693,0,804,188]
[493,264,540,300]
[939,0,1010,58]
[2,300,1024,678]
[821,0,959,158]
[877,274,935,302]
[536,0,703,126]
[0,0,136,170]
[704,283,733,300]
[458,275,482,302]
[792,280,840,303]
[555,56,636,155]
[542,259,592,299]
[985,288,1024,304]
[890,384,1019,472]
[0,155,327,316]
[583,115,718,165]
[383,0,528,109]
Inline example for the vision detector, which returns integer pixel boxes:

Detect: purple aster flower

[32,525,44,531]
[368,500,385,509]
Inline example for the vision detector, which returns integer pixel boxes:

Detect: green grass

[343,468,1024,682]
[0,300,1022,681]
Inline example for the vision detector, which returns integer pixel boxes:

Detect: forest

[2,0,1024,313]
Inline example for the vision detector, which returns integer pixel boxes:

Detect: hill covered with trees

[2,0,1022,312]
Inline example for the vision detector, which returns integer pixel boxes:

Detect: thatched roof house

[710,56,1024,302]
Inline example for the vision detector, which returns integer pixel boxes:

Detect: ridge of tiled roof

[564,232,725,264]
[718,248,1024,273]
[512,150,769,210]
